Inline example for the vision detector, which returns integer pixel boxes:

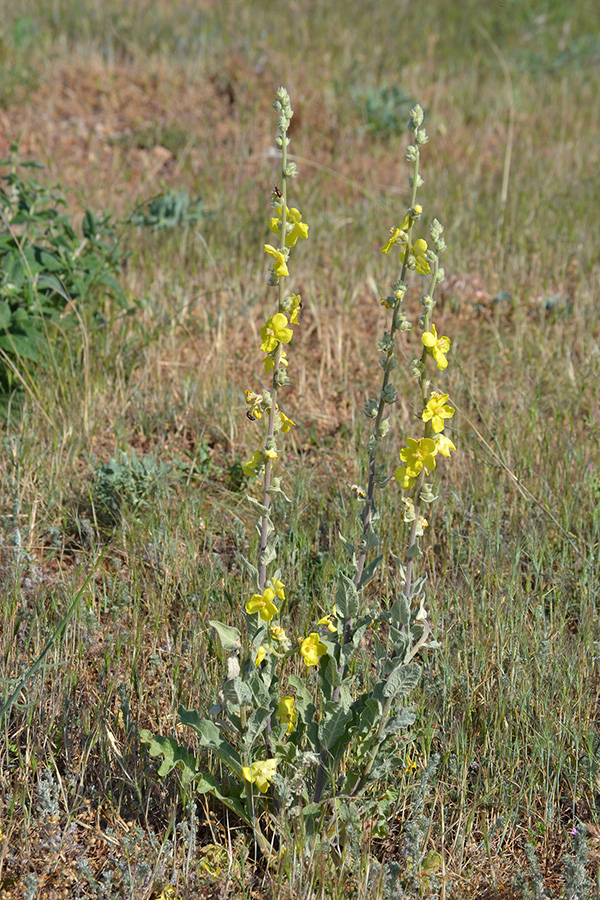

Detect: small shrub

[130,188,210,231]
[0,143,130,398]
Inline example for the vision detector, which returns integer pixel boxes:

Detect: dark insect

[272,183,282,199]
[246,411,257,422]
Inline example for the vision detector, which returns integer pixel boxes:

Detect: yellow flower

[317,613,337,633]
[243,450,265,477]
[264,244,289,277]
[300,632,327,667]
[246,588,279,621]
[415,515,428,537]
[255,645,268,666]
[244,389,263,419]
[284,293,302,324]
[382,226,405,254]
[422,324,450,370]
[270,579,285,600]
[421,392,455,434]
[276,696,297,734]
[242,758,278,793]
[270,625,288,642]
[435,432,456,458]
[156,888,181,900]
[395,466,417,489]
[260,312,293,353]
[264,349,288,373]
[399,437,438,478]
[402,497,416,521]
[399,238,430,274]
[381,215,410,254]
[405,754,418,775]
[264,447,278,461]
[269,207,309,247]
[279,411,296,432]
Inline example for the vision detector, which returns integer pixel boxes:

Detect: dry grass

[1,2,600,898]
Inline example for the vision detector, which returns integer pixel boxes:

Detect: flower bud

[378,418,390,438]
[420,483,438,505]
[377,332,394,353]
[430,218,444,241]
[274,369,291,388]
[410,104,424,128]
[410,359,425,378]
[381,384,397,404]
[363,398,378,418]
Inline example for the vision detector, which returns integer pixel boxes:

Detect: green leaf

[32,246,64,273]
[390,594,410,627]
[383,707,416,735]
[354,698,381,737]
[0,301,11,330]
[208,620,242,653]
[358,525,379,553]
[288,674,317,730]
[405,542,421,559]
[243,706,271,749]
[82,208,98,240]
[318,701,353,752]
[358,553,383,590]
[410,572,428,598]
[319,654,341,702]
[270,476,291,501]
[246,495,270,517]
[0,331,41,362]
[237,553,260,591]
[339,532,357,563]
[37,274,71,301]
[178,707,243,776]
[259,541,278,567]
[139,730,199,786]
[247,670,271,708]
[222,677,253,707]
[336,572,360,618]
[382,662,421,699]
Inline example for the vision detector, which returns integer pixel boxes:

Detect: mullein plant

[141,92,454,858]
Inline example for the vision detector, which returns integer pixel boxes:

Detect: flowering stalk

[258,96,290,592]
[353,129,422,596]
[142,91,450,862]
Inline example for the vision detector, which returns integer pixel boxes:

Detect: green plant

[142,88,455,866]
[91,449,176,528]
[514,826,598,900]
[0,143,129,398]
[357,83,416,137]
[130,189,210,232]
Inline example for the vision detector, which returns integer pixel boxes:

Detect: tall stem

[258,140,288,591]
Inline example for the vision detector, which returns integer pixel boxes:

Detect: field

[1,1,600,897]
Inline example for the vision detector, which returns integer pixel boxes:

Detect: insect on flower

[246,410,257,422]
[271,183,282,199]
